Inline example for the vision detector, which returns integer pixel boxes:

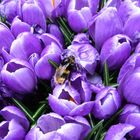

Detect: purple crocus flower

[28,53,40,67]
[92,87,121,119]
[0,23,15,52]
[100,34,131,70]
[104,123,135,140]
[67,0,92,32]
[67,43,99,75]
[117,53,140,84]
[48,24,64,45]
[118,0,140,25]
[49,73,94,116]
[124,11,140,43]
[11,16,31,37]
[34,0,65,18]
[0,106,29,140]
[21,1,46,31]
[35,42,62,80]
[119,104,140,139]
[88,7,123,51]
[119,67,140,105]
[25,112,91,140]
[135,42,140,53]
[10,32,42,60]
[1,58,37,94]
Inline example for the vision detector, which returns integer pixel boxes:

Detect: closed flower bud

[1,59,37,94]
[88,7,123,51]
[100,34,131,70]
[10,32,42,60]
[92,87,121,119]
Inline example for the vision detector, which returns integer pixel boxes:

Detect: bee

[54,55,78,84]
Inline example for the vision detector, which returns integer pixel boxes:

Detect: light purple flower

[0,106,29,140]
[25,112,91,140]
[104,123,135,140]
[100,34,131,70]
[88,7,123,51]
[1,59,37,94]
[67,0,92,32]
[10,32,42,60]
[92,87,121,119]
[119,104,140,139]
[35,42,62,80]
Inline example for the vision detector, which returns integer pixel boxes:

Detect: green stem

[104,62,109,86]
[88,114,94,128]
[33,104,46,120]
[12,98,35,123]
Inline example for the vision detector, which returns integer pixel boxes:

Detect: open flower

[25,112,90,140]
[0,106,29,140]
[49,73,93,116]
[1,59,37,94]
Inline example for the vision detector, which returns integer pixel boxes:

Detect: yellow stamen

[52,0,55,7]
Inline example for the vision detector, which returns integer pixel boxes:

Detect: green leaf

[85,120,104,140]
[103,108,123,129]
[48,59,59,68]
[33,104,47,120]
[104,62,109,86]
[88,113,94,128]
[12,98,35,123]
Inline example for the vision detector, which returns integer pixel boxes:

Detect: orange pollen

[69,97,76,103]
[52,0,55,7]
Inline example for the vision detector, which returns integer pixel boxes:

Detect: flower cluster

[0,0,140,140]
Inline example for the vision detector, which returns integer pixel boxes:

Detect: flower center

[52,0,55,7]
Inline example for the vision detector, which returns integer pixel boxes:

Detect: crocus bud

[118,0,140,25]
[35,42,62,80]
[67,43,99,75]
[124,11,140,42]
[0,106,29,139]
[10,32,42,60]
[48,24,64,45]
[1,59,37,94]
[100,34,131,70]
[11,16,31,37]
[120,67,140,105]
[104,123,135,140]
[25,113,90,140]
[119,104,140,139]
[67,0,92,32]
[92,87,121,119]
[22,2,46,31]
[0,23,15,52]
[88,7,123,51]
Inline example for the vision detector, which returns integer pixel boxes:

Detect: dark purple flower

[104,123,135,140]
[35,42,62,80]
[11,16,31,37]
[10,32,42,60]
[25,112,90,140]
[67,43,99,75]
[92,87,121,119]
[0,106,29,140]
[48,24,64,45]
[120,104,140,139]
[100,34,131,70]
[67,0,92,32]
[88,7,123,51]
[1,59,37,94]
